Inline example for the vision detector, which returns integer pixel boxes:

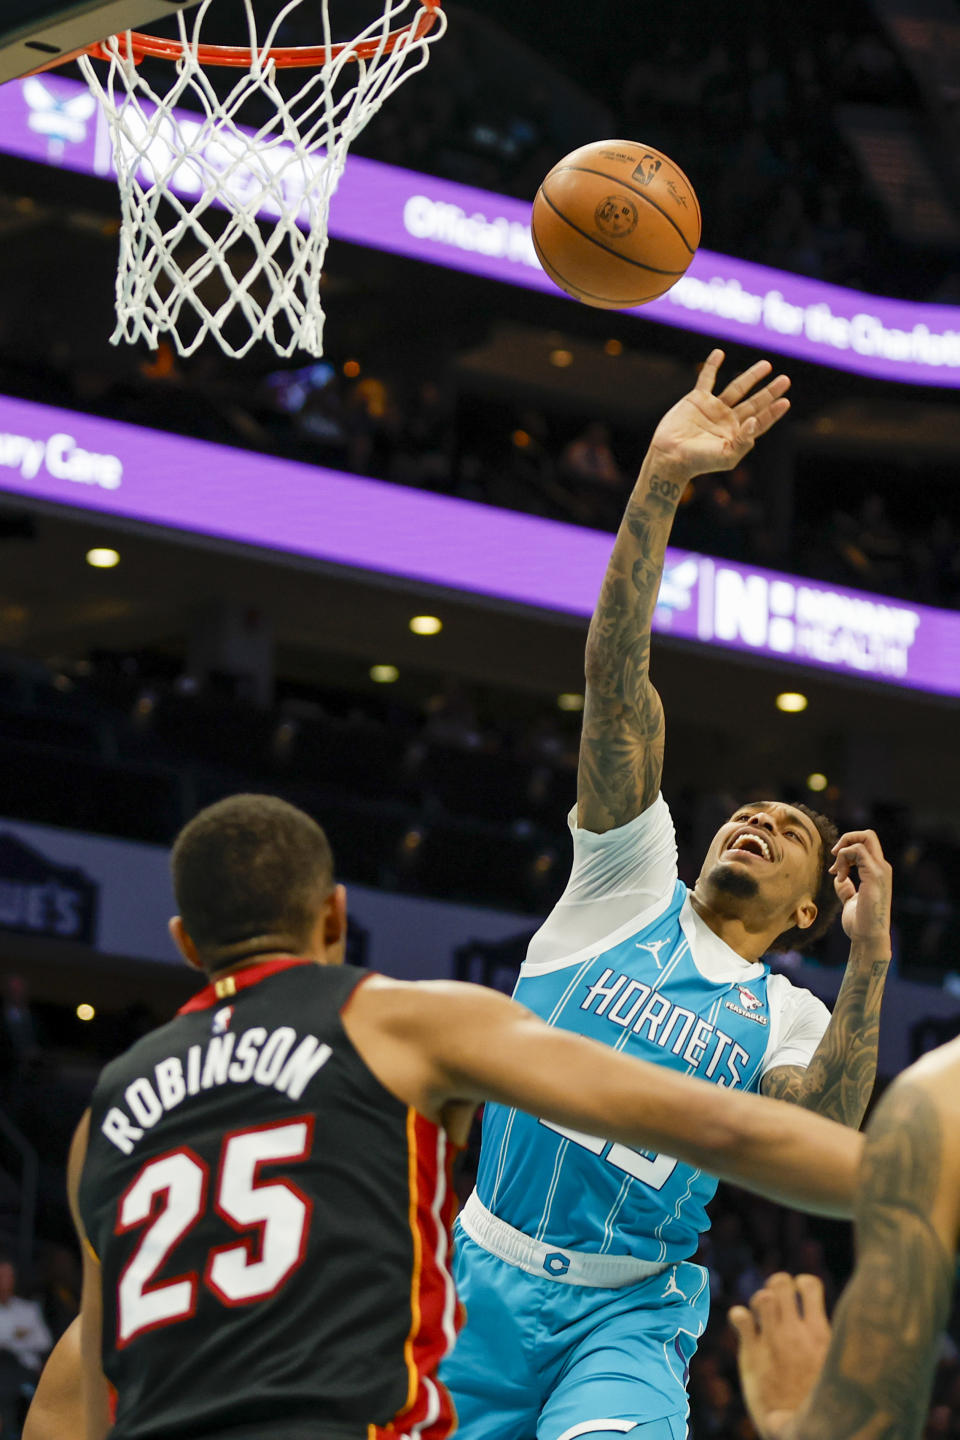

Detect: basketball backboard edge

[0,1,200,85]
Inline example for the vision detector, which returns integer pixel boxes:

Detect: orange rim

[81,0,442,68]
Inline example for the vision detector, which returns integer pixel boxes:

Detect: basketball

[531,140,701,310]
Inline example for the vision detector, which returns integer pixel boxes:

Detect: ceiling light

[409,615,442,636]
[806,772,828,792]
[557,692,584,711]
[86,547,119,568]
[76,1003,95,1021]
[370,664,399,684]
[549,348,574,368]
[343,359,361,378]
[604,338,623,356]
[775,692,808,713]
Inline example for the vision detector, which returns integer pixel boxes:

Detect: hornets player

[442,350,893,1440]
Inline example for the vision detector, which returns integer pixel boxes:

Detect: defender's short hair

[171,794,334,966]
[770,803,841,953]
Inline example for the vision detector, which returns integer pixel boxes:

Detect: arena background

[1,0,960,1434]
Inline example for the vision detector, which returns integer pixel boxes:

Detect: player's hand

[730,1273,832,1440]
[647,349,791,480]
[829,829,893,950]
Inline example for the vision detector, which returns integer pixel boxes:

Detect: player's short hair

[171,794,334,969]
[769,803,841,953]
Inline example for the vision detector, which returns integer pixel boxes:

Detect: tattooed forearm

[786,1081,953,1440]
[578,466,685,833]
[761,947,889,1127]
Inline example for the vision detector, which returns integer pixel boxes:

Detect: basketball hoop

[74,0,446,358]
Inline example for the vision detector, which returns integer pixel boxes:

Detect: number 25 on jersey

[116,1117,313,1346]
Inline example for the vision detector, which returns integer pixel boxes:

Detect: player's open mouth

[724,831,776,863]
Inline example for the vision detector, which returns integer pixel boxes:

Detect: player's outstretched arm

[732,1042,960,1440]
[578,349,790,833]
[66,1113,112,1440]
[348,977,858,1218]
[23,1318,83,1440]
[761,830,892,1127]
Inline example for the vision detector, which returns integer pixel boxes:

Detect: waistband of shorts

[458,1191,670,1288]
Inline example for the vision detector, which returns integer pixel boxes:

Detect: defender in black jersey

[66,794,864,1440]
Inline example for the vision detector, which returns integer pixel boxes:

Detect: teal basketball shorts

[439,1227,709,1440]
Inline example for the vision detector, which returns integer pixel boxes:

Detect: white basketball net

[78,0,446,358]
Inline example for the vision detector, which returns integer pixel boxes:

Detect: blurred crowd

[5,345,958,614]
[341,0,956,304]
[1,649,959,984]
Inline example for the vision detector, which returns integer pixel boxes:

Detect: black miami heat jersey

[79,959,462,1440]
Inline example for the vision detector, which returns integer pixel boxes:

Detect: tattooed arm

[732,1041,960,1440]
[761,830,892,1127]
[577,349,791,833]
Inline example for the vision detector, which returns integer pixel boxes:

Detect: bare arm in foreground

[732,1039,960,1440]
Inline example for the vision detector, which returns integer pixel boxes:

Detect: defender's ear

[169,915,204,971]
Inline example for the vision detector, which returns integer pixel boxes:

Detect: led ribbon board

[1,391,957,695]
[2,74,959,385]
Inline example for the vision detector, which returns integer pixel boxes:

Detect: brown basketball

[531,140,701,309]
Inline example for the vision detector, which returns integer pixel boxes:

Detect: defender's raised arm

[578,350,791,833]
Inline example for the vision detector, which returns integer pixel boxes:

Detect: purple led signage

[3,74,960,386]
[1,390,958,696]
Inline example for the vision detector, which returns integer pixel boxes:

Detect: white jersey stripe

[490,1106,517,1207]
[556,1422,638,1440]
[491,956,594,1205]
[596,936,690,1250]
[430,1129,458,1356]
[599,1173,632,1255]
[536,1138,571,1240]
[411,1374,441,1440]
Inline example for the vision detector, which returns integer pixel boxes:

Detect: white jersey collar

[680,892,768,985]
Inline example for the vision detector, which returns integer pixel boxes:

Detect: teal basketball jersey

[478,879,795,1266]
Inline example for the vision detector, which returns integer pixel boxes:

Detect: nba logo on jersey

[212,1005,234,1034]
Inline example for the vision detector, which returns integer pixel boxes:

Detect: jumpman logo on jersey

[662,1271,686,1300]
[635,939,669,970]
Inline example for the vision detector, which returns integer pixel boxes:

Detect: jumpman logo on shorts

[661,1270,685,1300]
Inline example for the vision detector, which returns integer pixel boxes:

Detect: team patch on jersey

[212,1005,234,1034]
[725,987,767,1025]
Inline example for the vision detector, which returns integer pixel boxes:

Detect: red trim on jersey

[372,1111,463,1440]
[337,968,376,1017]
[178,957,315,1014]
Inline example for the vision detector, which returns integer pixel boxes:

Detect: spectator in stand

[391,380,455,490]
[35,1247,79,1346]
[558,419,625,528]
[0,976,38,1085]
[422,682,485,750]
[345,375,402,479]
[0,1257,51,1440]
[854,492,905,590]
[702,462,765,562]
[919,515,960,606]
